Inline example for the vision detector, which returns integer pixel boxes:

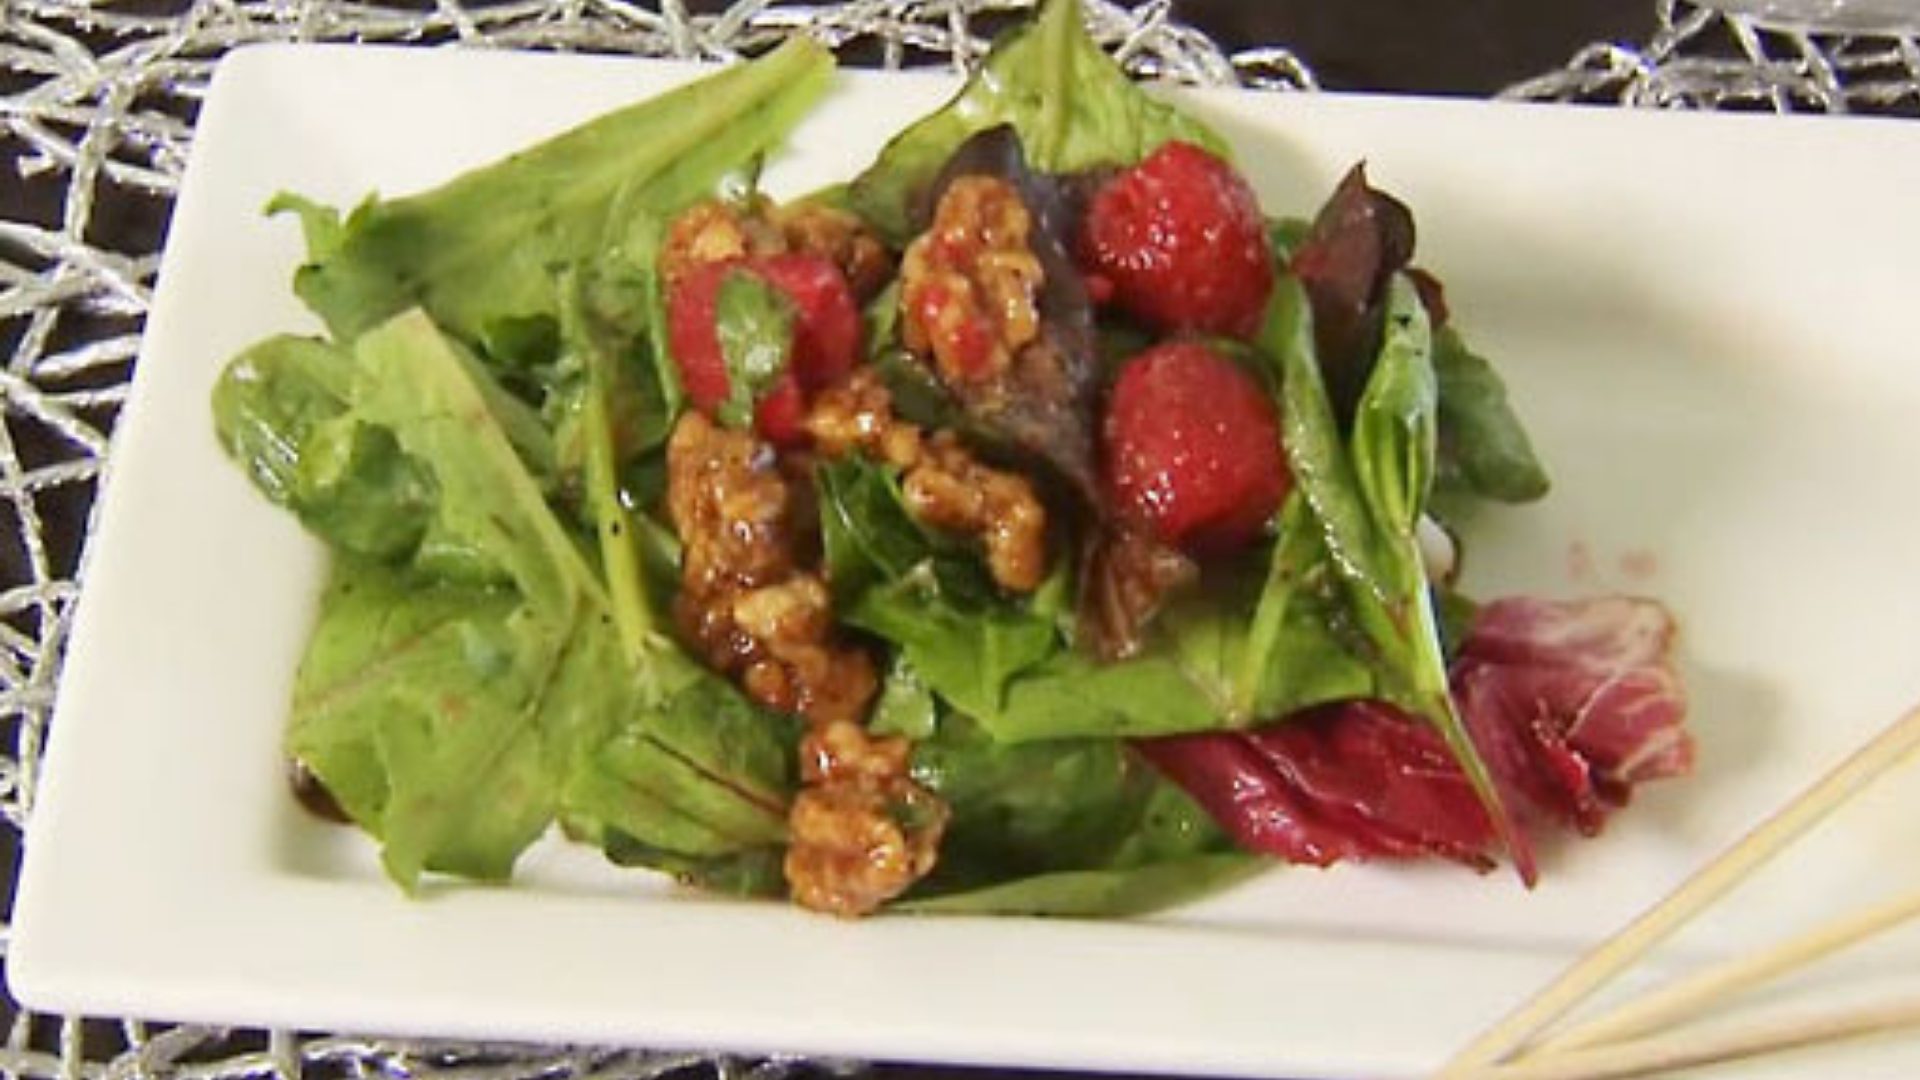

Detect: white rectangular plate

[15,43,1920,1080]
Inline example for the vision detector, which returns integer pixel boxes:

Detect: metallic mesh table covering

[1,1,1914,1077]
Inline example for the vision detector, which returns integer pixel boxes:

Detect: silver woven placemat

[1,1,1914,1077]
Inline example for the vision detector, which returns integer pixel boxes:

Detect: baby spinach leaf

[565,674,794,858]
[275,38,834,358]
[1351,277,1439,541]
[287,561,513,838]
[870,655,938,740]
[817,456,1058,717]
[1434,325,1550,503]
[892,714,1254,915]
[847,570,1058,720]
[892,854,1264,917]
[912,717,1161,875]
[987,651,1224,740]
[848,0,1227,243]
[1265,277,1399,610]
[817,455,943,599]
[351,311,605,621]
[1228,496,1381,719]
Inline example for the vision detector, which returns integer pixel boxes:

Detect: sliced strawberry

[663,253,861,445]
[751,253,861,392]
[1103,341,1289,552]
[665,259,736,415]
[751,377,808,448]
[1079,141,1274,340]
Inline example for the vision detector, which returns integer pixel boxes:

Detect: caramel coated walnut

[731,576,878,726]
[658,198,784,288]
[666,411,796,597]
[803,367,923,469]
[784,720,947,918]
[774,202,894,302]
[899,176,1045,384]
[660,197,893,301]
[903,432,1048,593]
[665,413,876,726]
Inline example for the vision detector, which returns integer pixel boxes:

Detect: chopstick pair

[1438,702,1920,1080]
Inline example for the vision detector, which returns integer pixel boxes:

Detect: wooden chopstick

[1534,883,1920,1053]
[1439,701,1920,1075]
[1448,995,1920,1080]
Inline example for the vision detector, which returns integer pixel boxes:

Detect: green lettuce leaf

[273,38,834,358]
[289,561,556,885]
[287,561,527,855]
[555,281,799,872]
[280,310,795,890]
[211,334,433,561]
[848,0,1228,242]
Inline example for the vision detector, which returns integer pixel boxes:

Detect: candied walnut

[1079,525,1200,661]
[658,198,785,288]
[666,412,876,725]
[666,396,950,917]
[775,202,895,303]
[732,577,878,725]
[903,432,1048,593]
[666,411,796,597]
[804,368,924,469]
[785,720,948,918]
[899,176,1045,384]
[801,717,913,785]
[733,571,835,646]
[660,197,891,305]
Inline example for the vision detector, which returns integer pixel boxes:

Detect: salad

[212,0,1694,918]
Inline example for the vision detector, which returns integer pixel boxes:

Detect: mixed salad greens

[212,0,1683,918]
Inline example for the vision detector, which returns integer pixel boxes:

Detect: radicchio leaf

[1138,595,1693,877]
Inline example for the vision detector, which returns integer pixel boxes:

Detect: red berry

[664,253,860,444]
[1104,342,1289,552]
[666,260,736,414]
[751,253,861,392]
[751,377,808,448]
[1079,141,1274,340]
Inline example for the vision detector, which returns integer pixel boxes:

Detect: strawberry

[665,253,860,446]
[1103,341,1289,552]
[751,253,862,392]
[1078,141,1274,340]
[666,260,736,413]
